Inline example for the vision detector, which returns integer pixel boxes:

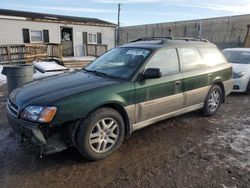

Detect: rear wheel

[203,85,222,116]
[76,107,125,161]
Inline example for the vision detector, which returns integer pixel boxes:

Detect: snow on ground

[218,115,250,169]
[205,111,250,171]
[62,56,96,62]
[32,61,68,79]
[33,70,65,80]
[33,61,68,72]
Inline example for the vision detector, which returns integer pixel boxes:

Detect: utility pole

[199,20,202,38]
[117,3,121,46]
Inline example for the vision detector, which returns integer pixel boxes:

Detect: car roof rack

[129,37,209,43]
[173,37,209,42]
[129,37,172,43]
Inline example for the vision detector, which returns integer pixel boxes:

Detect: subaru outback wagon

[7,38,233,160]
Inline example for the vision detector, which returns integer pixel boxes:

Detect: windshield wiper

[83,68,107,77]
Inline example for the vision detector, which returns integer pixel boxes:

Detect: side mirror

[143,68,162,79]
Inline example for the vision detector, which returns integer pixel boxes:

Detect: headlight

[21,106,57,123]
[233,71,245,78]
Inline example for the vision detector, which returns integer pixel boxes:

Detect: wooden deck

[0,43,107,69]
[0,43,62,64]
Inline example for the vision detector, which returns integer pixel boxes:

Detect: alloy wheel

[208,90,220,112]
[89,117,119,153]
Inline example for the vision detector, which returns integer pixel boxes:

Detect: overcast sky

[1,0,250,26]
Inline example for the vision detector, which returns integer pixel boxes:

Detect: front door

[61,27,74,57]
[134,48,184,123]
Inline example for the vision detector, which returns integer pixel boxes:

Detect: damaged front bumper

[7,110,69,155]
[7,111,46,145]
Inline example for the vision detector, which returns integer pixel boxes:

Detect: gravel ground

[0,84,249,188]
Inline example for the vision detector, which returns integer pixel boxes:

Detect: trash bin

[1,64,33,94]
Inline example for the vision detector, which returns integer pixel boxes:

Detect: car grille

[7,98,19,117]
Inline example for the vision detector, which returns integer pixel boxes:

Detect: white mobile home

[0,9,116,57]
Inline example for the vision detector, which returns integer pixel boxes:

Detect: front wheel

[76,107,125,161]
[203,85,222,116]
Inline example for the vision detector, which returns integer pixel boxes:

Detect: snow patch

[33,71,64,79]
[33,61,68,72]
[216,116,250,169]
[62,56,95,62]
[33,61,69,79]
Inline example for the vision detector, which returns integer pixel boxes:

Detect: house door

[61,27,74,57]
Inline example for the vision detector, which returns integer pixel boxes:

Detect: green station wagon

[7,38,233,160]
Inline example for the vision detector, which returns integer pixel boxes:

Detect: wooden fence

[85,44,108,57]
[0,43,62,64]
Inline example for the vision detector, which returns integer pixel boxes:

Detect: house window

[88,33,97,44]
[30,30,43,43]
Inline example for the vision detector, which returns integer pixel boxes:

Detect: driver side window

[146,48,179,76]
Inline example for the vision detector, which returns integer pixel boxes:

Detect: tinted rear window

[178,48,203,71]
[198,48,226,66]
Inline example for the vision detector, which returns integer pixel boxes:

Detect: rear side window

[198,48,226,66]
[146,48,179,75]
[178,48,203,71]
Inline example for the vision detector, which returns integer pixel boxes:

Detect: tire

[76,107,125,161]
[203,85,222,116]
[246,80,250,95]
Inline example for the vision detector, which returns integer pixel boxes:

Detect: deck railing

[0,44,25,63]
[0,43,62,64]
[85,44,108,57]
[0,43,108,64]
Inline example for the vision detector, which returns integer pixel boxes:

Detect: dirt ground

[0,84,250,188]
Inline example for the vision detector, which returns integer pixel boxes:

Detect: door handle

[174,81,181,86]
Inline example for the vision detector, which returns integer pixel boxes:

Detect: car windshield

[223,50,250,64]
[85,47,151,80]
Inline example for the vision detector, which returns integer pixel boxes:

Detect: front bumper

[7,110,69,154]
[232,75,249,92]
[7,111,46,145]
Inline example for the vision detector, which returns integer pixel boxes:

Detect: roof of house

[0,9,116,27]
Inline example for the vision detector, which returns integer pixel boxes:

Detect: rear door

[134,48,184,123]
[177,48,210,107]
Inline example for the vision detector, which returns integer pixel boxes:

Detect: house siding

[0,19,60,44]
[0,18,115,56]
[67,24,115,56]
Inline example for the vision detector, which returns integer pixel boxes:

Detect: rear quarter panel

[210,63,232,84]
[210,63,233,96]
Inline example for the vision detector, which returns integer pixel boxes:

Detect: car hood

[10,70,119,108]
[231,63,250,75]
